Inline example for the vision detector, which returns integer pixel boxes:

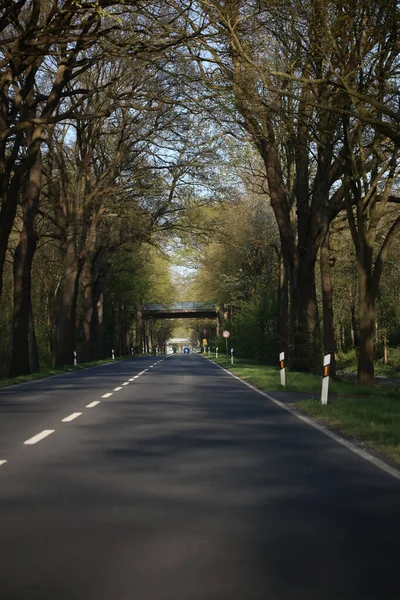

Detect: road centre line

[122,382,129,386]
[128,378,135,382]
[102,393,113,398]
[86,401,101,408]
[0,460,7,467]
[24,430,55,445]
[113,387,122,391]
[62,412,82,423]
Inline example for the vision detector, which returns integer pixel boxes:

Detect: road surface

[0,354,399,599]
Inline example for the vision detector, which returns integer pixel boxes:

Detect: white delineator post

[208,347,210,355]
[279,352,286,386]
[321,353,331,405]
[73,351,77,367]
[216,347,218,359]
[231,348,234,365]
[112,349,115,360]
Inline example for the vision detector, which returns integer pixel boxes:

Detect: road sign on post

[222,330,230,355]
[321,354,331,405]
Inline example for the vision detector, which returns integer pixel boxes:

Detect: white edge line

[86,400,100,408]
[102,393,113,398]
[205,357,400,482]
[62,412,82,423]
[0,460,7,466]
[24,429,55,445]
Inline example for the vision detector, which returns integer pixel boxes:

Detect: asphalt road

[0,354,399,600]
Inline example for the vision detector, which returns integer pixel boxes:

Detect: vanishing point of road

[0,354,399,599]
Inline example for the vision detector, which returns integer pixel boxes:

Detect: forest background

[1,0,400,387]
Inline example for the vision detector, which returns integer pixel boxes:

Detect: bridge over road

[142,302,218,320]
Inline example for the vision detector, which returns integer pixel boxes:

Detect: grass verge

[0,355,138,388]
[298,398,400,465]
[209,355,400,399]
[207,354,400,465]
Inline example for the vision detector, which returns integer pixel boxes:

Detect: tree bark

[95,285,105,359]
[29,297,40,373]
[54,229,83,367]
[357,266,375,385]
[135,306,143,354]
[10,147,41,376]
[292,249,320,371]
[349,290,358,348]
[320,226,336,377]
[383,335,389,365]
[81,255,96,363]
[277,255,288,354]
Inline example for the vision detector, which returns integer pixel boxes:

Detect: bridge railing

[142,302,218,312]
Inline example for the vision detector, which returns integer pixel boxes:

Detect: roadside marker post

[112,349,115,360]
[131,347,133,356]
[231,348,234,365]
[208,347,210,355]
[279,352,286,387]
[321,354,331,405]
[216,348,218,359]
[73,351,77,367]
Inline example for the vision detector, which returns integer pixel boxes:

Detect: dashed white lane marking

[133,375,139,379]
[138,371,145,375]
[86,401,100,408]
[0,460,7,467]
[102,393,113,398]
[113,387,123,391]
[150,365,154,368]
[24,430,55,445]
[128,378,135,382]
[62,412,82,423]
[122,382,129,386]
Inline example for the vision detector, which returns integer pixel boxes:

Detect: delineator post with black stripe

[321,354,331,405]
[279,352,286,386]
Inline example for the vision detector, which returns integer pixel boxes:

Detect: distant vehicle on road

[183,347,190,354]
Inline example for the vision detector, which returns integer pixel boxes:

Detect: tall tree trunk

[0,198,19,299]
[277,254,288,354]
[320,226,336,377]
[383,334,389,365]
[54,231,83,367]
[292,250,320,372]
[29,297,40,373]
[357,266,375,385]
[135,306,143,354]
[81,255,96,363]
[10,149,41,377]
[349,289,358,348]
[95,286,105,359]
